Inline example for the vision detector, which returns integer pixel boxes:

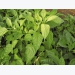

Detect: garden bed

[0,9,75,65]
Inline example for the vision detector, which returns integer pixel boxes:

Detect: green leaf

[14,54,21,60]
[0,48,6,59]
[1,55,10,65]
[0,26,8,36]
[25,15,34,22]
[19,19,25,26]
[34,24,39,31]
[12,40,18,48]
[47,15,63,22]
[24,34,32,41]
[35,12,42,21]
[0,15,3,21]
[41,24,50,39]
[59,57,65,65]
[39,46,45,52]
[14,54,24,65]
[45,31,53,49]
[10,9,17,16]
[57,37,67,47]
[16,40,22,51]
[4,44,13,55]
[40,58,54,65]
[10,61,16,65]
[68,42,75,51]
[40,9,46,18]
[46,15,64,28]
[47,15,57,21]
[12,30,23,40]
[13,48,18,54]
[6,30,22,42]
[49,9,57,15]
[6,17,12,27]
[25,44,36,64]
[46,50,59,64]
[63,30,75,44]
[67,53,74,60]
[69,58,75,65]
[51,49,59,56]
[32,32,43,50]
[73,50,75,53]
[14,19,19,28]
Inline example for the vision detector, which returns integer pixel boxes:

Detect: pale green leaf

[35,13,42,21]
[46,15,64,27]
[6,17,12,27]
[34,24,39,31]
[41,24,50,39]
[47,15,63,23]
[19,19,25,26]
[0,26,8,36]
[40,9,46,18]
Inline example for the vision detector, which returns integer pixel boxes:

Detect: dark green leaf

[69,58,75,65]
[46,50,59,64]
[45,31,53,49]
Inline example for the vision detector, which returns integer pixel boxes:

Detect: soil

[46,9,75,16]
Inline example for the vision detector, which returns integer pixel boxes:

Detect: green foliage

[0,9,75,65]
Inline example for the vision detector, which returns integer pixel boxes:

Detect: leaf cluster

[0,9,75,65]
